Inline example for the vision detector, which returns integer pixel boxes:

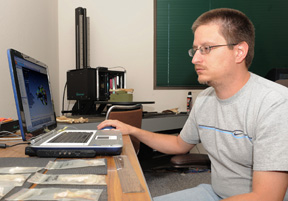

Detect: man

[98,8,288,201]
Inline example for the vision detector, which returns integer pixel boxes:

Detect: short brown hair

[192,8,255,68]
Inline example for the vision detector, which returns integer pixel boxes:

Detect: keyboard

[48,131,93,143]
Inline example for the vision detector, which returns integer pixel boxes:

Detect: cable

[0,142,30,148]
[5,142,30,147]
[62,82,67,116]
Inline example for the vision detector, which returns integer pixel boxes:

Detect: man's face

[192,23,236,86]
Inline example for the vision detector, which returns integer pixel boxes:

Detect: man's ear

[235,41,249,64]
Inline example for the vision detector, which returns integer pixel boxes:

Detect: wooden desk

[0,135,152,201]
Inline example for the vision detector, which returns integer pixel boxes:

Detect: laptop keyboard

[48,131,94,143]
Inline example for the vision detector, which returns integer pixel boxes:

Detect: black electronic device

[67,68,98,101]
[67,67,126,101]
[66,7,127,115]
[0,120,19,133]
[75,7,89,69]
[265,68,288,81]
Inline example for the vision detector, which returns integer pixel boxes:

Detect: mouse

[101,126,116,130]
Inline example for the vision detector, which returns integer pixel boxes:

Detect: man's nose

[192,50,202,64]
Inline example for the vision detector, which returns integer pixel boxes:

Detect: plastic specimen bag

[0,174,30,186]
[28,172,106,185]
[0,185,15,199]
[45,159,105,170]
[0,167,42,174]
[6,188,103,200]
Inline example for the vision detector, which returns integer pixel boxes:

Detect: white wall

[0,0,59,119]
[1,0,201,119]
[58,0,201,115]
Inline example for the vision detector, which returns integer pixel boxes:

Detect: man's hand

[97,119,135,135]
[97,120,195,155]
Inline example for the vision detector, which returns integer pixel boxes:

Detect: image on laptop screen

[8,49,57,141]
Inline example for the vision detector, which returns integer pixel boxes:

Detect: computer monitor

[7,49,57,140]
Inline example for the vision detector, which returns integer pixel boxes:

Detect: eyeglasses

[188,44,238,58]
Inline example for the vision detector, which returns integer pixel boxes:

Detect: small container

[187,91,192,114]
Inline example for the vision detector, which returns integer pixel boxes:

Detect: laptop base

[25,146,122,158]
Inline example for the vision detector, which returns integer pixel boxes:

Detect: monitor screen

[8,49,57,140]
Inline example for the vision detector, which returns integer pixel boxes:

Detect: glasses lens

[188,49,193,57]
[189,48,198,57]
[201,46,211,54]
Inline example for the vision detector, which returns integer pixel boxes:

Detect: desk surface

[0,135,152,201]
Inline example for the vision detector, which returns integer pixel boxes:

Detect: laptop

[7,48,123,157]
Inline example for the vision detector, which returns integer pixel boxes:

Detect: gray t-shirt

[180,73,288,199]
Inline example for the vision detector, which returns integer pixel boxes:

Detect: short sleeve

[253,94,288,171]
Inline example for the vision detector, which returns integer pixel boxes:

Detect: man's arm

[223,171,288,201]
[97,119,195,155]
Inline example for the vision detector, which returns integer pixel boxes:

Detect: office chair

[105,104,143,153]
[106,104,210,170]
[276,79,288,87]
[170,152,210,169]
[139,145,211,171]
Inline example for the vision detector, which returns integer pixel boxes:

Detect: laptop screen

[7,49,57,141]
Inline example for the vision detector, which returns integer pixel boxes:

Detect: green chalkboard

[154,0,288,89]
